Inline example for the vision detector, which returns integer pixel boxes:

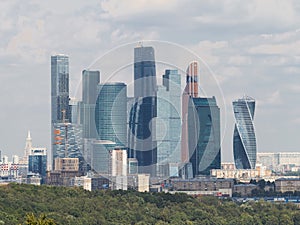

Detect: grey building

[128,46,157,176]
[81,70,100,139]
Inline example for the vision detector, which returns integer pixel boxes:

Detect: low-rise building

[275,178,300,193]
[164,178,234,197]
[233,184,258,197]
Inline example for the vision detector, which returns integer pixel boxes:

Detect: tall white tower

[24,131,33,161]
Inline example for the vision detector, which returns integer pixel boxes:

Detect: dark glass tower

[233,96,256,169]
[81,70,100,138]
[128,46,157,176]
[188,97,221,176]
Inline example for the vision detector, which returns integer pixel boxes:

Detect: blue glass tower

[95,82,127,146]
[156,69,181,176]
[189,97,221,176]
[128,46,157,176]
[28,149,47,183]
[233,96,257,169]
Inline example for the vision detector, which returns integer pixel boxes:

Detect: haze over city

[0,0,300,162]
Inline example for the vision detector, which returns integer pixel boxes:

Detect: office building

[181,62,199,163]
[156,70,181,177]
[95,82,127,146]
[91,140,115,175]
[70,98,80,124]
[28,148,47,182]
[233,96,257,169]
[189,97,221,176]
[128,46,157,176]
[51,55,71,169]
[81,70,100,139]
[51,54,71,123]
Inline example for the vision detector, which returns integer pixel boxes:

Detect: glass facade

[81,70,100,139]
[51,55,70,123]
[28,155,47,179]
[233,96,256,169]
[189,97,221,176]
[95,83,127,146]
[52,123,83,159]
[156,69,181,177]
[128,46,157,176]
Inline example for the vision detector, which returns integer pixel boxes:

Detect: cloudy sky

[1,0,299,162]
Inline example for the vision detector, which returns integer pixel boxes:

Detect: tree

[24,213,56,225]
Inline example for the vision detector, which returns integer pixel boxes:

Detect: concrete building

[54,158,79,171]
[233,184,258,197]
[257,152,300,172]
[164,177,234,197]
[275,178,300,193]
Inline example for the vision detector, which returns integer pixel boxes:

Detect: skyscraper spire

[27,130,31,140]
[24,130,33,162]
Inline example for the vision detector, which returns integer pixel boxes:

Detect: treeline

[0,183,299,224]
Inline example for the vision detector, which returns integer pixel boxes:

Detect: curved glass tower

[233,96,256,169]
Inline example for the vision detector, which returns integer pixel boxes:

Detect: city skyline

[1,1,300,163]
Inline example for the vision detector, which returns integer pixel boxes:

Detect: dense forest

[0,183,299,224]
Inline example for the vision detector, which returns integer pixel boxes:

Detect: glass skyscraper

[128,46,157,176]
[51,55,70,123]
[189,97,221,176]
[181,62,199,163]
[233,96,257,169]
[156,69,181,176]
[51,55,72,169]
[81,70,100,139]
[95,82,127,146]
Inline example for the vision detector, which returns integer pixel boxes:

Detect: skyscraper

[81,70,100,139]
[189,97,221,176]
[51,55,71,169]
[51,55,70,123]
[24,131,32,162]
[128,46,157,176]
[156,69,181,176]
[95,82,127,146]
[181,62,199,163]
[233,96,257,169]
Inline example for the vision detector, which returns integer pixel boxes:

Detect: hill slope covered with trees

[0,183,299,224]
